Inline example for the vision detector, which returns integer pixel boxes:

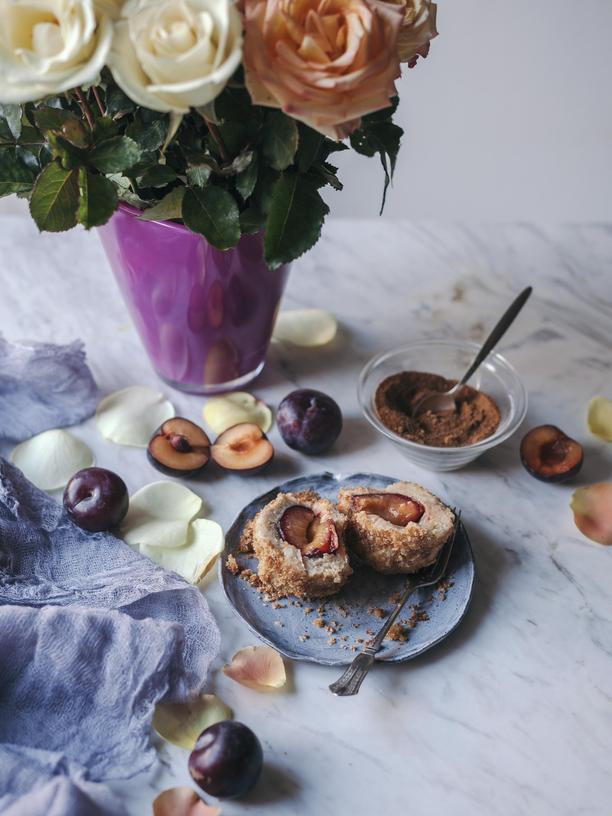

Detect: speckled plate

[219,473,475,666]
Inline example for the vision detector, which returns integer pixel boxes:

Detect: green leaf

[0,104,22,140]
[93,117,119,142]
[77,168,118,229]
[235,151,258,202]
[138,186,185,221]
[239,205,265,235]
[126,116,167,152]
[186,164,211,188]
[35,106,90,148]
[311,161,343,191]
[350,119,403,213]
[0,146,35,196]
[89,136,142,173]
[139,163,177,188]
[264,173,329,269]
[107,173,151,209]
[29,161,79,232]
[262,111,299,171]
[182,184,240,250]
[104,83,136,118]
[251,163,279,215]
[296,124,324,173]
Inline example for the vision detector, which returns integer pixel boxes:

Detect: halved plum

[278,505,339,558]
[211,423,274,474]
[148,417,211,476]
[520,424,583,483]
[350,493,425,526]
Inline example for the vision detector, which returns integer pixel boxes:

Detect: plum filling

[148,417,211,476]
[278,505,339,558]
[350,493,425,526]
[520,425,583,483]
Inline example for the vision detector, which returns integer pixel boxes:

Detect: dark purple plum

[63,467,129,532]
[188,721,263,799]
[276,389,342,455]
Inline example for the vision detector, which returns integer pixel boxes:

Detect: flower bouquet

[0,0,437,269]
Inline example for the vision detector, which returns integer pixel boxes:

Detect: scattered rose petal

[153,786,221,816]
[141,518,224,583]
[223,645,286,691]
[153,694,233,750]
[121,481,202,549]
[203,392,272,435]
[272,309,337,347]
[587,396,612,442]
[96,385,174,447]
[10,429,94,491]
[571,483,612,546]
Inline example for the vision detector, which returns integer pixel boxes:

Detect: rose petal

[203,392,273,435]
[153,694,233,750]
[96,385,175,448]
[223,645,286,691]
[571,483,612,546]
[11,429,94,491]
[141,518,224,583]
[273,309,337,347]
[587,396,612,442]
[153,786,221,816]
[121,482,203,549]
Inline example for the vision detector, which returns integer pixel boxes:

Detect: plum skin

[188,721,263,799]
[277,389,342,455]
[63,467,129,532]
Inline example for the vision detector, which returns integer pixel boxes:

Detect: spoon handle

[458,286,532,388]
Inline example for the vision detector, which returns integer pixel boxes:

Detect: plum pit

[148,417,211,476]
[520,424,583,483]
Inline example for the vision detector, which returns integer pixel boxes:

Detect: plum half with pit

[520,424,584,483]
[188,721,263,799]
[278,505,339,557]
[350,493,425,526]
[148,417,211,477]
[276,389,342,455]
[63,467,129,532]
[211,423,274,474]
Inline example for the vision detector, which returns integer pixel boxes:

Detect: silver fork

[329,510,462,696]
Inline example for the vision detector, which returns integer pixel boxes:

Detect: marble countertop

[1,216,611,816]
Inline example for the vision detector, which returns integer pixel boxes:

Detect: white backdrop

[1,0,610,221]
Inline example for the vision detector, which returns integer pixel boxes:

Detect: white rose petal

[0,0,114,104]
[121,481,203,549]
[153,692,232,750]
[96,385,174,448]
[109,0,243,114]
[273,309,337,347]
[141,518,224,583]
[11,429,94,491]
[203,392,272,435]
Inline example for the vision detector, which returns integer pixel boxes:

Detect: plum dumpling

[248,490,352,599]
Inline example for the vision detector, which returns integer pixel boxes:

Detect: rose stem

[91,86,106,117]
[204,118,229,163]
[73,88,95,130]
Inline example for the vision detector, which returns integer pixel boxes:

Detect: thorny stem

[91,86,105,117]
[73,87,94,130]
[203,118,229,163]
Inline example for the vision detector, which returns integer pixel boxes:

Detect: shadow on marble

[320,415,380,458]
[240,762,301,805]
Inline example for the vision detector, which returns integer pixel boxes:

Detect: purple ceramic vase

[98,205,290,394]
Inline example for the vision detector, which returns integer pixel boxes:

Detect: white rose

[109,0,242,114]
[0,0,114,103]
[394,0,438,66]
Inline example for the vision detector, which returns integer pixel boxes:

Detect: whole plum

[188,721,263,799]
[276,389,342,454]
[63,467,129,532]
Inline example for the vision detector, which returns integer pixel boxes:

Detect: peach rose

[392,0,437,66]
[243,0,403,140]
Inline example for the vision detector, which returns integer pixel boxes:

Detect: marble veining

[0,217,611,815]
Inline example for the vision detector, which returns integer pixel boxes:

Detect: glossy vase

[98,204,290,394]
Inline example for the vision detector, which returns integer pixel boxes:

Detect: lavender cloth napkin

[0,336,98,441]
[0,456,221,814]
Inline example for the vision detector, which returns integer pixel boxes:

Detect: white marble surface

[0,216,611,815]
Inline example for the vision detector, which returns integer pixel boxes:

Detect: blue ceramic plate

[219,472,475,666]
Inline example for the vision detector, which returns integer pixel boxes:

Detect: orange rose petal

[153,787,220,816]
[223,645,287,691]
[570,483,612,546]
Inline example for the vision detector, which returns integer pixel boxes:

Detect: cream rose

[109,0,242,113]
[393,0,437,66]
[243,0,403,140]
[0,0,114,104]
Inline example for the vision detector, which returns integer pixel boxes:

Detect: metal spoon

[412,286,533,417]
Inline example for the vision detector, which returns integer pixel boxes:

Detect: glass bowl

[358,340,528,471]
